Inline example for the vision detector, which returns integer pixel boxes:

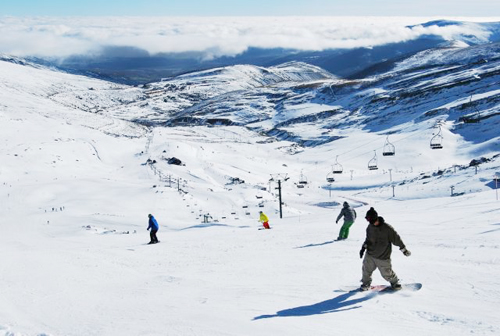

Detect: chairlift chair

[430,126,444,149]
[368,151,379,170]
[332,156,343,174]
[326,169,335,183]
[298,170,308,185]
[382,136,395,156]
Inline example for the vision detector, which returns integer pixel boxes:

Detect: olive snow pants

[361,254,399,286]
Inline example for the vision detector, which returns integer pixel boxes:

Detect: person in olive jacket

[359,207,411,291]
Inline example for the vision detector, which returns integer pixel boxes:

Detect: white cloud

[0,16,498,59]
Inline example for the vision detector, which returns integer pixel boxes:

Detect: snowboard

[337,283,422,293]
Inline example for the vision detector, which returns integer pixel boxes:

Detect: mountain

[0,36,499,336]
[53,20,500,84]
[77,43,498,154]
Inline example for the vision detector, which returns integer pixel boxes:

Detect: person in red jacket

[359,207,411,291]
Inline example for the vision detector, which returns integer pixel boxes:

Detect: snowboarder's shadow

[480,222,500,234]
[295,240,335,249]
[178,223,250,230]
[253,290,375,320]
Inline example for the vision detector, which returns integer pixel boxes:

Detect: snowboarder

[147,214,159,244]
[335,201,357,240]
[258,211,270,229]
[359,207,411,291]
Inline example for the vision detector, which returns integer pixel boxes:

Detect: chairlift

[326,175,335,183]
[326,166,336,183]
[382,136,395,156]
[430,126,444,149]
[326,168,335,183]
[298,170,308,185]
[368,151,379,170]
[460,95,481,124]
[332,156,343,174]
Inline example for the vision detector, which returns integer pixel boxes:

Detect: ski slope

[0,55,499,336]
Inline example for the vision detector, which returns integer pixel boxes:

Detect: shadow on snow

[479,222,500,234]
[253,290,376,320]
[295,240,335,249]
[178,223,250,230]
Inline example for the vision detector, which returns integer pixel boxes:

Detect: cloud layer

[0,16,497,59]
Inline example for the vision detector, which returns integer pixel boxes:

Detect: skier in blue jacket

[147,214,159,244]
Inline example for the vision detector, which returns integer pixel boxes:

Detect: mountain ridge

[45,20,500,84]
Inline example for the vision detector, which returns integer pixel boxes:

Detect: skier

[335,201,357,240]
[258,211,271,229]
[359,207,411,291]
[147,214,160,244]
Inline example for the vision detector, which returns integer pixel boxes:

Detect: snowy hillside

[0,44,499,336]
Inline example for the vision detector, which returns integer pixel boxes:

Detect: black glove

[401,247,411,257]
[359,247,366,259]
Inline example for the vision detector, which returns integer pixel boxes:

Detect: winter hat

[343,201,349,207]
[365,207,378,223]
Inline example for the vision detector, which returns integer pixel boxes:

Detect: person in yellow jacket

[259,211,271,229]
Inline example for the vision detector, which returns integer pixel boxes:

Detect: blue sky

[2,0,500,17]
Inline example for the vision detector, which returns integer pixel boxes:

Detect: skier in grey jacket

[336,201,357,240]
[359,207,411,291]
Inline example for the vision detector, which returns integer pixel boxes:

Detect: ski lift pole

[496,177,498,201]
[271,173,288,218]
[278,180,283,218]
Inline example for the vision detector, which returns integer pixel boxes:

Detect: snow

[0,56,499,336]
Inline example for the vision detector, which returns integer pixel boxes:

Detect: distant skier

[359,207,411,291]
[258,211,271,229]
[335,201,357,240]
[147,214,160,244]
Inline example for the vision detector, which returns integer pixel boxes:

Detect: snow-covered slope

[90,43,500,158]
[0,49,499,336]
